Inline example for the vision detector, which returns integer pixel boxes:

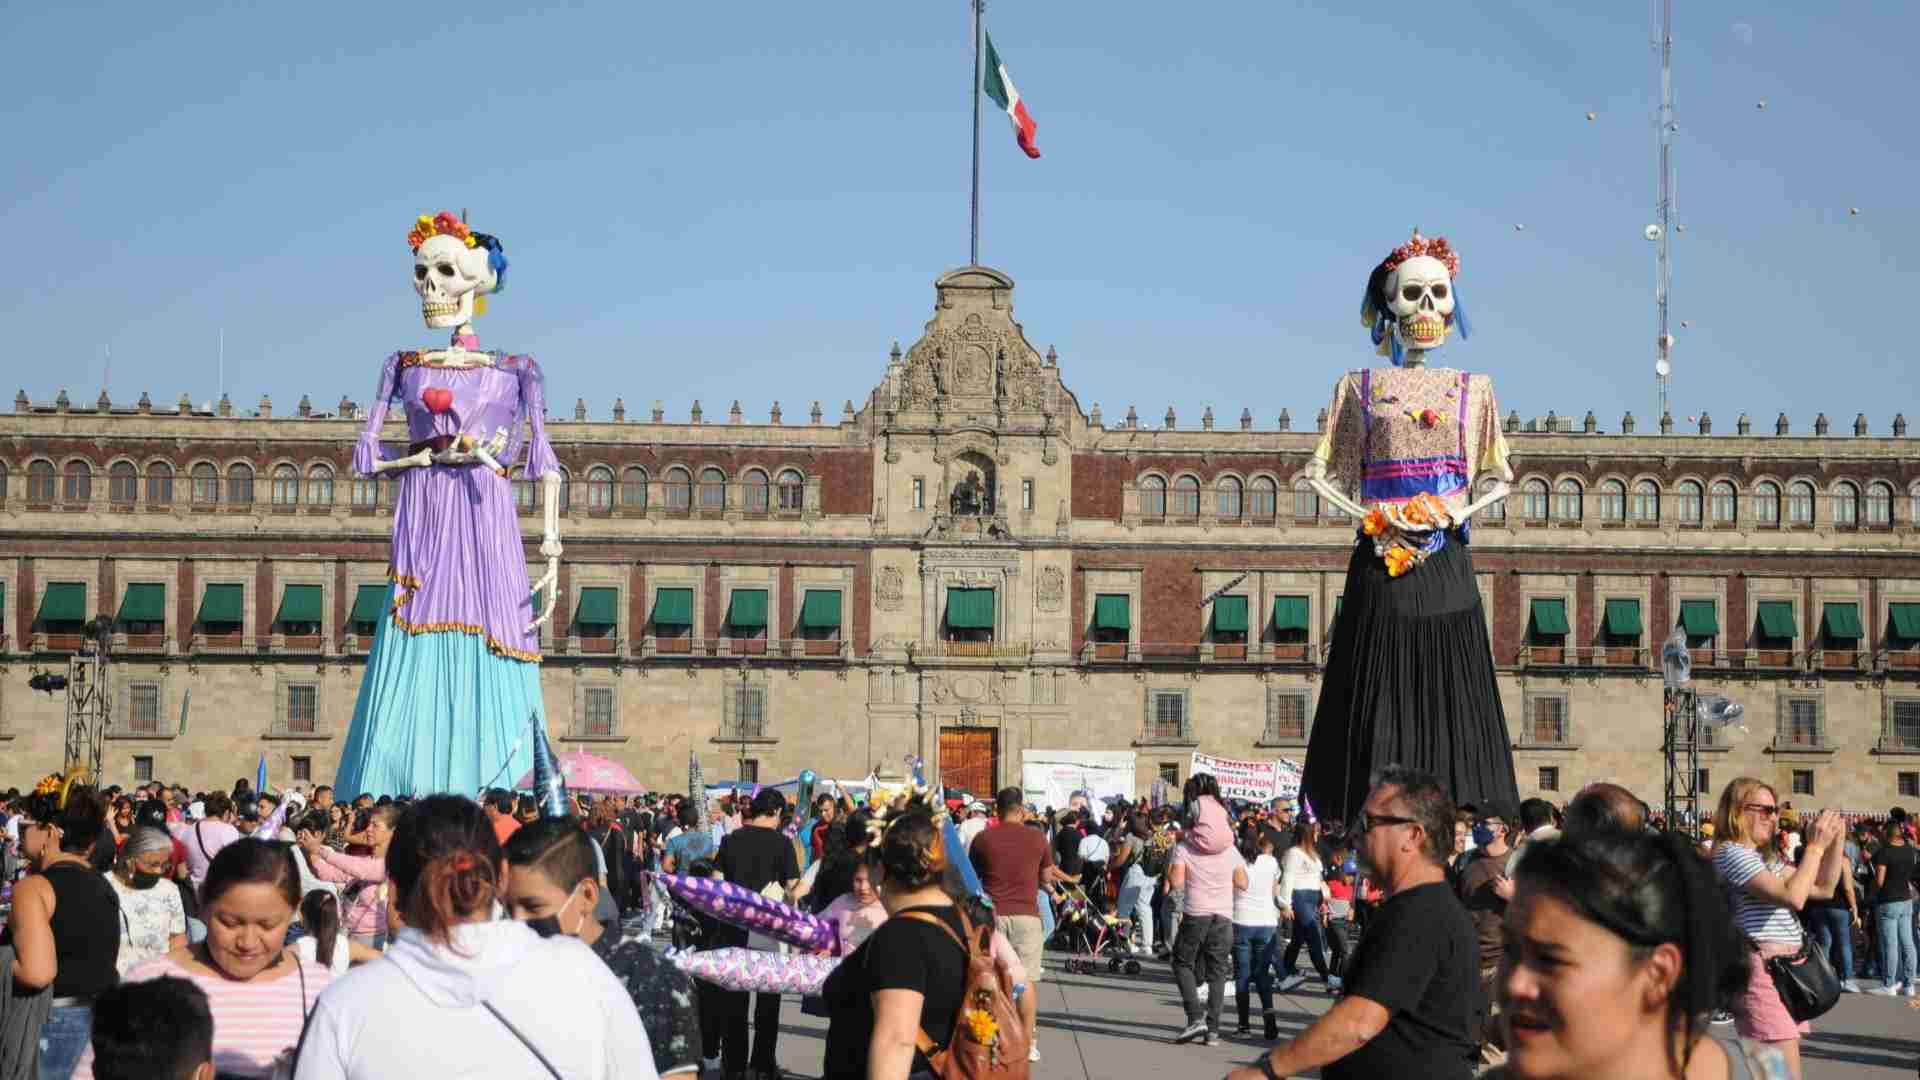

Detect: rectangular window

[1791,769,1815,796]
[1021,478,1034,513]
[1148,690,1188,741]
[944,587,995,646]
[1529,696,1568,744]
[133,756,154,783]
[1901,772,1919,799]
[1527,598,1570,648]
[291,756,312,783]
[574,587,620,645]
[1602,598,1643,646]
[1678,599,1719,649]
[1159,762,1180,786]
[1265,690,1309,743]
[1697,768,1710,795]
[286,685,317,734]
[1211,595,1249,652]
[583,687,615,736]
[1538,767,1560,792]
[1778,697,1822,748]
[726,683,767,739]
[128,683,160,734]
[740,759,760,784]
[912,478,925,510]
[1091,594,1130,652]
[799,590,843,645]
[1889,699,1920,750]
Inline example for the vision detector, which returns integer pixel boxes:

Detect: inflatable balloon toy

[661,874,840,954]
[671,948,841,996]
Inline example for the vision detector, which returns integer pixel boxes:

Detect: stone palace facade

[3,266,1920,811]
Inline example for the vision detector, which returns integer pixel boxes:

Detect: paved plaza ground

[759,950,1920,1079]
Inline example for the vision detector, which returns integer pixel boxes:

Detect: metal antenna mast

[1653,0,1676,418]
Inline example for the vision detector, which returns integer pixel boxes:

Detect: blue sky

[1,1,1912,430]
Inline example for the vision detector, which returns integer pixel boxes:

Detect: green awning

[276,584,322,624]
[197,584,245,625]
[1213,595,1249,634]
[117,583,166,623]
[724,589,767,630]
[1529,598,1570,636]
[530,590,543,617]
[577,587,619,627]
[1755,600,1796,641]
[800,590,842,630]
[1822,602,1863,641]
[1334,596,1343,620]
[37,582,86,622]
[1604,598,1642,637]
[1679,600,1719,637]
[350,584,389,623]
[946,587,995,630]
[1093,594,1131,631]
[1891,603,1920,640]
[652,587,694,627]
[1271,596,1310,632]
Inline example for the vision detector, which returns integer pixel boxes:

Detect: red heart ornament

[422,388,453,414]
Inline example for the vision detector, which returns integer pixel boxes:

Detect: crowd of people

[0,768,1912,1079]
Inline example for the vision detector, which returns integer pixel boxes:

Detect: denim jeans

[38,1004,92,1080]
[1808,905,1854,983]
[1172,913,1232,1030]
[1281,890,1331,979]
[1876,900,1916,988]
[1231,924,1277,1012]
[1116,868,1156,953]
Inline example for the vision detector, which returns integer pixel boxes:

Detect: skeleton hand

[525,557,561,634]
[372,447,433,474]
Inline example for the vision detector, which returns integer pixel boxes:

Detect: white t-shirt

[1078,833,1111,866]
[107,874,187,975]
[1278,847,1327,898]
[1233,854,1281,927]
[296,932,353,977]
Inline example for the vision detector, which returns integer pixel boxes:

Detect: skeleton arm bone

[372,448,433,473]
[1303,458,1371,520]
[1456,478,1512,523]
[524,473,564,633]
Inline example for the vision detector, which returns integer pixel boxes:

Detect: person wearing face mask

[503,817,702,1078]
[75,838,331,1079]
[107,827,188,976]
[1483,828,1790,1080]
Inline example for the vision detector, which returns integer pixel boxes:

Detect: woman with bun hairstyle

[1487,828,1793,1080]
[291,794,654,1079]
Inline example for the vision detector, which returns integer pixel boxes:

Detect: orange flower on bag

[1362,508,1390,537]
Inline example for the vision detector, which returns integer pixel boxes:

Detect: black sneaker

[1174,1020,1208,1044]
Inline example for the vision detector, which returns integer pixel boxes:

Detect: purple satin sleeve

[513,354,560,480]
[352,353,403,476]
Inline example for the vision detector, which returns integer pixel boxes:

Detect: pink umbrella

[515,751,647,796]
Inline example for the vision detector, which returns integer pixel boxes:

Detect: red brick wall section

[1804,578,1816,643]
[1493,573,1522,664]
[1575,573,1596,649]
[1133,553,1203,644]
[1650,574,1670,652]
[17,557,33,643]
[1727,576,1748,653]
[333,560,348,650]
[629,563,647,643]
[852,549,871,655]
[255,560,273,645]
[1869,577,1881,655]
[1069,564,1088,655]
[1070,454,1126,520]
[778,565,795,640]
[176,561,194,643]
[815,451,874,517]
[98,557,115,622]
[703,564,722,641]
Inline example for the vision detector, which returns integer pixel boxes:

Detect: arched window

[1171,476,1201,517]
[555,468,572,512]
[271,465,299,506]
[1630,480,1660,523]
[1216,476,1243,519]
[27,460,55,503]
[1676,480,1703,525]
[1832,482,1860,527]
[378,474,397,509]
[743,469,770,512]
[64,460,93,503]
[1710,481,1736,525]
[1598,479,1625,523]
[0,460,7,501]
[146,462,173,507]
[585,466,614,512]
[353,476,379,508]
[777,469,805,512]
[1248,477,1277,519]
[1521,479,1548,522]
[1293,480,1319,520]
[191,463,219,505]
[1478,477,1505,522]
[1867,482,1894,526]
[108,461,137,505]
[699,468,727,510]
[665,467,692,510]
[512,469,535,513]
[1553,479,1582,522]
[1140,475,1167,518]
[226,463,254,505]
[1787,481,1815,525]
[620,467,648,510]
[1755,481,1781,526]
[1912,484,1920,528]
[306,465,334,507]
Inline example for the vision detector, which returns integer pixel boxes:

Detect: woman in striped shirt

[76,838,331,1078]
[1709,777,1846,1080]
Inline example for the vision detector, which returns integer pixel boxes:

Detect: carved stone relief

[1036,567,1065,612]
[877,567,905,611]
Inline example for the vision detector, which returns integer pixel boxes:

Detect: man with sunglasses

[1227,765,1479,1080]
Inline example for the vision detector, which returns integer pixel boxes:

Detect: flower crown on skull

[407,211,477,252]
[1361,229,1470,364]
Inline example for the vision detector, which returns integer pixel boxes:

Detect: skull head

[1384,255,1455,352]
[412,234,498,329]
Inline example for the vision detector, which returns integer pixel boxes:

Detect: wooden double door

[938,727,998,799]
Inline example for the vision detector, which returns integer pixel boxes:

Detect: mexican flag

[983,33,1040,159]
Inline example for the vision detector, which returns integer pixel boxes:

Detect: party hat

[529,712,572,819]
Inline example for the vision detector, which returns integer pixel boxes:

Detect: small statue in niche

[951,471,990,516]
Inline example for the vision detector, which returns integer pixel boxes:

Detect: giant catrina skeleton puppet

[332,212,563,798]
[1298,231,1520,823]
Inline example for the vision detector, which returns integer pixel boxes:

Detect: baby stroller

[1052,883,1142,976]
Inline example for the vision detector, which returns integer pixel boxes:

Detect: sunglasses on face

[1357,812,1419,834]
[1744,803,1780,817]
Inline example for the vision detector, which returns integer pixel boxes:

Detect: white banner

[1020,749,1136,810]
[1189,752,1303,802]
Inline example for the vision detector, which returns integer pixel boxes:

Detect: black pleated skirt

[1302,531,1518,825]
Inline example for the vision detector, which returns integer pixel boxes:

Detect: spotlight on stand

[28,672,69,695]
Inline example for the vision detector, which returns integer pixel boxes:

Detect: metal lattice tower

[1653,0,1677,418]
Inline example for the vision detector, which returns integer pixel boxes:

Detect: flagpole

[970,0,983,267]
